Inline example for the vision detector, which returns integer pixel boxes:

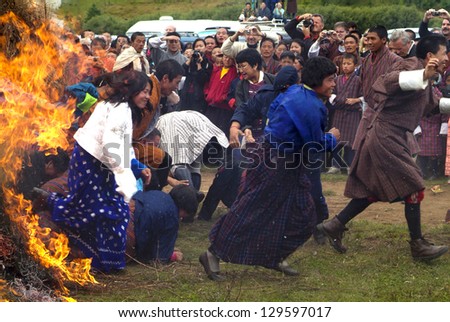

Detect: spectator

[221,24,279,58]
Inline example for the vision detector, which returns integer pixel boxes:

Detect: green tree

[84,4,101,23]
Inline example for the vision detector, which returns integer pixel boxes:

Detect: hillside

[56,0,448,35]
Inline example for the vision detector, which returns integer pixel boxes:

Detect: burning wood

[0,2,97,301]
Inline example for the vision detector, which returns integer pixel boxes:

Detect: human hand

[328,127,341,140]
[229,126,243,148]
[423,57,440,80]
[345,98,360,105]
[141,168,152,185]
[243,128,255,144]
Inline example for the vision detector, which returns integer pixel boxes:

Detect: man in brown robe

[318,34,449,261]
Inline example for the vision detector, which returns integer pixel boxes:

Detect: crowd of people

[22,5,450,278]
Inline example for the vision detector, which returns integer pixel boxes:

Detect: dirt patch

[199,171,449,226]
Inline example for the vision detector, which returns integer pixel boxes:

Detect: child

[328,53,363,174]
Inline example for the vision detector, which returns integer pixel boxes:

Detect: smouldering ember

[0,11,97,297]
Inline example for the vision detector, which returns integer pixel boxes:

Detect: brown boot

[409,238,448,261]
[317,217,348,253]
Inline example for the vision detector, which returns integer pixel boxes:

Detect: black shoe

[317,217,348,253]
[273,261,299,276]
[199,252,225,281]
[313,227,327,245]
[410,238,448,261]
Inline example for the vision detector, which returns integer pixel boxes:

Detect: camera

[302,19,314,29]
[192,50,201,62]
[431,10,440,16]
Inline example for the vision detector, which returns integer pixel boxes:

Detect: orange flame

[0,11,97,298]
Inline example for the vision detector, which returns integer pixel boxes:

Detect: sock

[336,198,372,225]
[404,203,422,240]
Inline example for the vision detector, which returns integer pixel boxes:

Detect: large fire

[0,10,97,299]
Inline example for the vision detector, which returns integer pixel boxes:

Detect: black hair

[169,185,199,219]
[344,34,359,44]
[155,59,185,81]
[235,48,262,70]
[349,29,362,40]
[131,32,145,42]
[416,34,447,59]
[106,70,152,125]
[91,37,106,49]
[367,25,388,41]
[280,50,296,61]
[261,37,276,48]
[302,56,337,88]
[192,38,206,50]
[166,31,182,39]
[342,53,358,64]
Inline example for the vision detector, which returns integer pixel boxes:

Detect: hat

[66,82,99,113]
[273,65,299,91]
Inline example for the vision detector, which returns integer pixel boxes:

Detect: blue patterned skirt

[48,143,130,272]
[209,141,316,268]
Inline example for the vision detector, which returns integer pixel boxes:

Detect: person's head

[130,32,146,53]
[193,38,206,53]
[343,34,359,54]
[445,71,450,85]
[204,36,217,53]
[215,27,229,45]
[275,42,288,60]
[82,29,94,40]
[349,29,362,42]
[416,34,448,74]
[289,39,303,55]
[279,50,296,67]
[260,37,276,59]
[334,21,348,41]
[441,18,450,37]
[91,37,107,56]
[293,54,304,71]
[366,25,388,53]
[108,70,152,124]
[212,47,224,65]
[389,30,412,58]
[222,54,235,68]
[169,185,200,221]
[165,25,176,34]
[146,128,161,147]
[245,2,251,9]
[115,35,130,50]
[155,59,184,96]
[273,65,299,92]
[184,48,193,59]
[341,53,357,75]
[236,48,262,82]
[311,14,325,34]
[244,25,262,46]
[102,32,112,47]
[44,147,70,178]
[260,1,266,9]
[404,29,417,42]
[302,56,336,99]
[346,21,357,32]
[165,31,182,53]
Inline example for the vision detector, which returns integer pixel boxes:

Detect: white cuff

[413,125,422,136]
[329,94,336,105]
[399,69,428,91]
[439,97,450,114]
[114,169,138,203]
[440,122,448,135]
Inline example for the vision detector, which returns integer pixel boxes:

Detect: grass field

[71,174,450,302]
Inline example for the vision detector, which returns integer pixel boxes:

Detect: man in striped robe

[318,34,450,261]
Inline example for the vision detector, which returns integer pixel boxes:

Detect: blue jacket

[265,84,336,154]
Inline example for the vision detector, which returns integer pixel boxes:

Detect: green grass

[71,219,450,302]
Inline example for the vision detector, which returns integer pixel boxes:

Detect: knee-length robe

[345,58,440,202]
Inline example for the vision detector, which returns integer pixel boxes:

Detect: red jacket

[204,64,238,110]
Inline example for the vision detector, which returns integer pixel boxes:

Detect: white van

[125,16,242,39]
